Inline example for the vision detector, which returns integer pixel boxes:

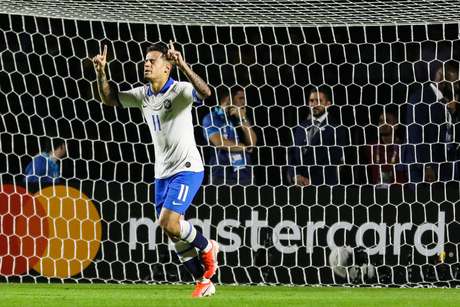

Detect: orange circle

[0,184,48,275]
[32,186,101,278]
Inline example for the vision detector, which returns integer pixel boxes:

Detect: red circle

[0,184,48,275]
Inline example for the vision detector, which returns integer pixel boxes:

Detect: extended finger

[102,44,107,58]
[169,40,175,51]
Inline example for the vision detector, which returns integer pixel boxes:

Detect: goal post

[1,1,460,286]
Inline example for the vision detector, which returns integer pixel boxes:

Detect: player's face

[54,144,67,159]
[379,112,397,136]
[144,51,169,81]
[309,91,330,117]
[231,90,246,107]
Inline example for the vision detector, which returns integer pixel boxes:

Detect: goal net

[1,0,460,286]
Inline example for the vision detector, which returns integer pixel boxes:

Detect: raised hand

[166,40,184,68]
[228,105,247,120]
[166,40,212,98]
[92,44,107,75]
[295,175,310,186]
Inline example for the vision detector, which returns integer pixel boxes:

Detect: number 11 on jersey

[152,114,161,131]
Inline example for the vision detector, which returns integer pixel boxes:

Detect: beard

[312,107,325,118]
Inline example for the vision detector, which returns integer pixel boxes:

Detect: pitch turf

[0,283,459,307]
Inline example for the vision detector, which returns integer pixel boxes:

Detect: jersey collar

[147,77,175,96]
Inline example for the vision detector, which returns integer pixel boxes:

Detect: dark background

[1,14,459,285]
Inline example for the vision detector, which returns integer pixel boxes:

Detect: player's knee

[158,216,180,237]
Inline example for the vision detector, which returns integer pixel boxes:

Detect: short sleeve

[24,156,47,184]
[118,86,144,108]
[202,113,220,141]
[181,82,204,106]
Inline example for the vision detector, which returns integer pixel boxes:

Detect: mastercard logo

[0,184,101,278]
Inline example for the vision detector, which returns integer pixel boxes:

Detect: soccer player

[92,41,219,297]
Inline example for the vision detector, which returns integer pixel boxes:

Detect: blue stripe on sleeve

[192,89,203,105]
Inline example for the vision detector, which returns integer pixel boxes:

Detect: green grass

[0,283,459,307]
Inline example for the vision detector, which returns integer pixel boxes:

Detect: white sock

[174,240,198,263]
[179,220,211,252]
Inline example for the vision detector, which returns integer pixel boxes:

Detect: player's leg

[157,171,219,296]
[155,178,203,280]
[160,208,219,277]
[155,176,204,277]
[160,210,215,297]
[155,176,212,297]
[173,236,204,280]
[158,203,210,252]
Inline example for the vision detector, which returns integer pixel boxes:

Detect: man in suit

[288,86,349,186]
[403,61,460,183]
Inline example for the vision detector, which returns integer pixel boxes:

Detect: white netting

[0,6,460,286]
[2,0,460,26]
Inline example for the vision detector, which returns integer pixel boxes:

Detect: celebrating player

[92,41,218,297]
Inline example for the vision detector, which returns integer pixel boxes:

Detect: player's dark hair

[216,86,244,105]
[216,86,230,104]
[48,138,65,152]
[230,86,244,99]
[309,85,332,103]
[443,60,459,77]
[145,43,169,57]
[41,137,64,153]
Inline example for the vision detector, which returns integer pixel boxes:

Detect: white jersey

[118,78,204,179]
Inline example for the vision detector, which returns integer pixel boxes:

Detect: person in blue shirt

[24,138,66,187]
[202,86,257,185]
[288,86,349,186]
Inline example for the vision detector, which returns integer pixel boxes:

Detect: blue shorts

[154,171,204,217]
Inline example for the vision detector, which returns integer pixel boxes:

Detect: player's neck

[150,76,169,94]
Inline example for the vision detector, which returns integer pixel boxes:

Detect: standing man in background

[288,86,348,186]
[403,61,460,183]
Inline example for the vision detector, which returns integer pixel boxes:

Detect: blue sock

[183,257,204,280]
[174,240,204,280]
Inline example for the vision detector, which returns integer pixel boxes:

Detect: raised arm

[166,41,211,98]
[92,45,119,106]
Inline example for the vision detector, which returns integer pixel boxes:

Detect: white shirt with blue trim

[118,78,204,179]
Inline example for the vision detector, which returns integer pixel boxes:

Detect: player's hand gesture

[295,175,310,186]
[93,44,107,76]
[167,40,185,68]
[228,105,247,121]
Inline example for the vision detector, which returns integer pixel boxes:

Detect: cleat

[192,280,215,298]
[201,240,219,279]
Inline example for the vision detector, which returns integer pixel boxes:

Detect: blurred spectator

[202,86,257,185]
[288,86,349,186]
[23,138,66,188]
[403,61,460,183]
[366,109,407,188]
